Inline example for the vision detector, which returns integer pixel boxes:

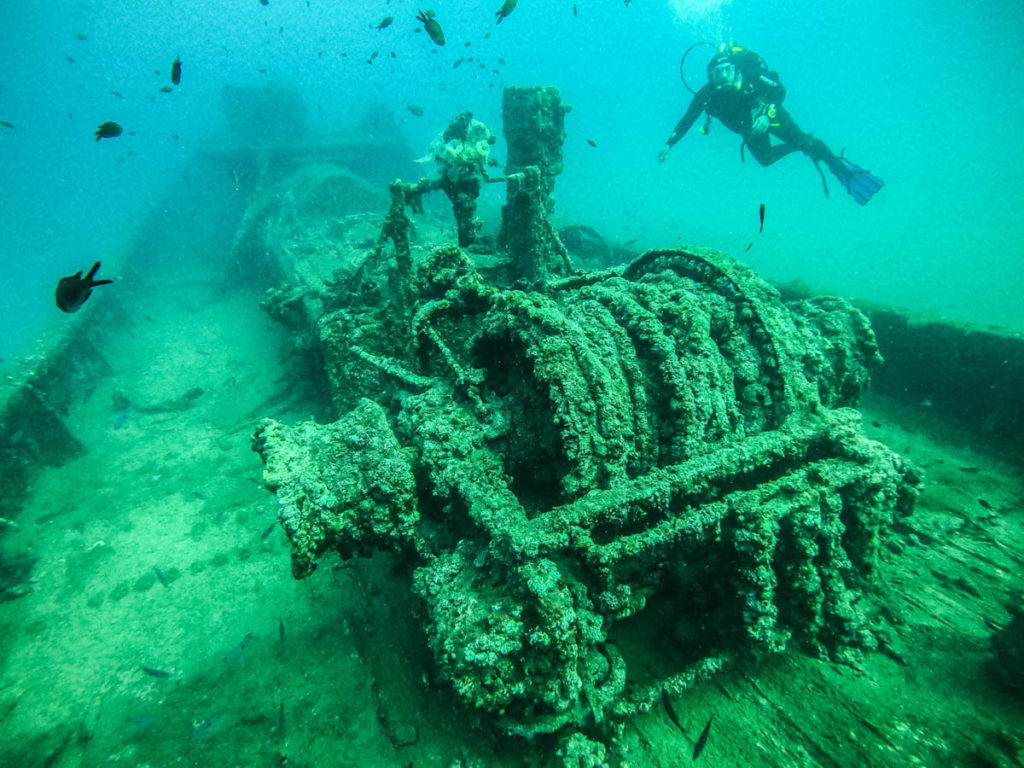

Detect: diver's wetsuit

[666,49,846,178]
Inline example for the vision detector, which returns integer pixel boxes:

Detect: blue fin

[839,157,884,205]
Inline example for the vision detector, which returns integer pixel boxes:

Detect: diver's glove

[750,104,772,135]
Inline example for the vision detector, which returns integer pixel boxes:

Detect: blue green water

[2,3,1024,765]
[2,0,1023,367]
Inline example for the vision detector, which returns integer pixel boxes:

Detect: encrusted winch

[252,86,919,759]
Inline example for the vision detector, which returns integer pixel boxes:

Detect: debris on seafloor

[249,85,922,764]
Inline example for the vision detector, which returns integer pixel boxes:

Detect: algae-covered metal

[253,86,920,760]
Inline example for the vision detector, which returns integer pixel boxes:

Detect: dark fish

[159,85,173,93]
[0,120,14,129]
[573,3,578,15]
[978,498,994,511]
[278,617,285,643]
[871,420,881,428]
[495,0,518,24]
[56,262,112,312]
[94,121,122,140]
[171,55,181,85]
[376,15,394,29]
[65,56,75,63]
[453,57,464,68]
[587,139,597,147]
[111,90,123,98]
[958,466,981,474]
[693,715,712,760]
[259,0,269,5]
[406,103,424,116]
[759,202,765,232]
[367,50,379,64]
[154,566,170,587]
[74,33,88,40]
[416,9,445,46]
[743,242,753,252]
[261,522,276,540]
[277,700,286,736]
[661,687,683,731]
[141,666,172,678]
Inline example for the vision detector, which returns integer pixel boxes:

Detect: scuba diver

[659,43,884,205]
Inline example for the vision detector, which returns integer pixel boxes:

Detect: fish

[111,90,123,98]
[0,120,14,129]
[759,202,765,232]
[154,566,170,587]
[367,50,379,64]
[661,687,683,732]
[228,631,253,659]
[113,404,132,428]
[171,55,181,85]
[159,85,173,93]
[141,666,172,678]
[692,715,713,760]
[74,33,88,40]
[261,522,276,540]
[278,618,285,643]
[587,139,597,147]
[416,9,445,46]
[406,104,424,119]
[277,700,286,737]
[94,121,122,140]
[958,466,981,474]
[376,16,394,30]
[453,57,464,68]
[259,0,269,5]
[495,0,518,24]
[743,242,753,252]
[55,262,112,313]
[573,3,578,15]
[65,56,75,63]
[978,498,994,511]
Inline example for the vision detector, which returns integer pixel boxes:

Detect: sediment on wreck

[251,85,921,762]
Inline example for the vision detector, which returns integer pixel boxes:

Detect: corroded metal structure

[253,87,919,760]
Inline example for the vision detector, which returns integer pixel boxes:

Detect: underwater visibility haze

[1,0,1023,766]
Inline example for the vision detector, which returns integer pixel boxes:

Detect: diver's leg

[743,133,798,167]
[772,107,884,204]
[771,107,843,173]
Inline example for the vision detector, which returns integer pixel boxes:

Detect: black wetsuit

[666,49,845,177]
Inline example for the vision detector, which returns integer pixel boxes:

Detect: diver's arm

[659,87,708,159]
[756,74,786,105]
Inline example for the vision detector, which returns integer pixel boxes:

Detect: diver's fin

[835,156,884,205]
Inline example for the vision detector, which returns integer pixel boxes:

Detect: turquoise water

[2,3,1024,766]
[2,0,1023,366]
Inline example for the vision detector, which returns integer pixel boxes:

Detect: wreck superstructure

[250,86,920,761]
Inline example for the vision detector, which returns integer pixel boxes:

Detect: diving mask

[709,59,738,91]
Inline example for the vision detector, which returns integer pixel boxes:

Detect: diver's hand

[657,145,671,163]
[751,114,769,135]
